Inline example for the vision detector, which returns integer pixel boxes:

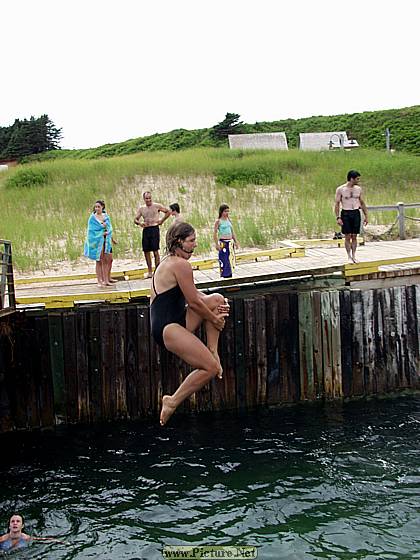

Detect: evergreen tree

[0,114,62,159]
[210,113,244,141]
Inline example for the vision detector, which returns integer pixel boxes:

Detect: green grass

[23,105,420,161]
[1,147,419,272]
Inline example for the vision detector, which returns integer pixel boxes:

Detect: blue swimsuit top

[218,219,233,237]
[0,536,28,550]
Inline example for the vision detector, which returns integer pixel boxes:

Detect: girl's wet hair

[166,222,195,255]
[169,203,180,213]
[93,200,105,213]
[218,204,229,218]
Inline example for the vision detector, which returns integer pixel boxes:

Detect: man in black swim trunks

[134,192,171,278]
[334,170,368,263]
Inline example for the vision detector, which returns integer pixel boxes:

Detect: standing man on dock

[134,192,171,278]
[334,170,368,263]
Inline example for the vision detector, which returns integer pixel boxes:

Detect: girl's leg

[96,248,106,286]
[186,293,225,378]
[104,253,116,284]
[160,324,220,425]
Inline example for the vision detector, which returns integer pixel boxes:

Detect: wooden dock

[0,238,419,433]
[14,239,420,309]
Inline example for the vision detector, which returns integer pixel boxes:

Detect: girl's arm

[213,220,220,250]
[231,222,240,249]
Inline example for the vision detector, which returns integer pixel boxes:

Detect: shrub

[5,168,50,188]
[216,167,278,187]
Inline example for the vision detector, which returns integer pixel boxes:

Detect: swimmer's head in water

[9,514,24,533]
[166,222,196,255]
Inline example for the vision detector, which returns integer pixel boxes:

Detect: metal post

[385,128,391,152]
[397,202,405,240]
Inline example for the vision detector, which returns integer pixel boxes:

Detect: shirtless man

[134,192,170,278]
[334,170,368,263]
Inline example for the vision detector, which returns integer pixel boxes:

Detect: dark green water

[1,395,419,559]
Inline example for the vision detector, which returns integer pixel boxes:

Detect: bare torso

[335,184,362,210]
[138,203,163,226]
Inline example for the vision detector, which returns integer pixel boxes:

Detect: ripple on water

[1,395,419,559]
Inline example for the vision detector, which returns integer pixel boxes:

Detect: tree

[0,114,62,159]
[210,113,244,141]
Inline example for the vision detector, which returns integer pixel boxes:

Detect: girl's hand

[112,238,118,245]
[217,298,230,315]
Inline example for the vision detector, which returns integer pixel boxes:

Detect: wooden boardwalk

[15,239,420,309]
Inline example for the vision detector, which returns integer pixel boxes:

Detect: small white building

[299,132,359,151]
[228,132,288,150]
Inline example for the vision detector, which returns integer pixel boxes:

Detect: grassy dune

[1,148,419,272]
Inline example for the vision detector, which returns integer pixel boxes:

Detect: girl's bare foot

[108,278,118,283]
[160,395,177,426]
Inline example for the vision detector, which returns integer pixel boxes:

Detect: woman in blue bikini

[150,222,230,426]
[213,204,240,278]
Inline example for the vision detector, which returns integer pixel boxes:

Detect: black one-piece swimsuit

[150,274,186,347]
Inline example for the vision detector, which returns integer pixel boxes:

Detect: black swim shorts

[341,209,361,235]
[142,225,160,252]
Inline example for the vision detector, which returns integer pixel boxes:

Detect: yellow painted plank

[345,266,380,278]
[344,254,420,274]
[16,290,132,306]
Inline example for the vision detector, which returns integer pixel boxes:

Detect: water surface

[1,395,419,559]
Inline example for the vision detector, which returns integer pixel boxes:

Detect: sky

[1,0,419,149]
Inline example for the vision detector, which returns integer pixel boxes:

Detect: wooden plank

[330,291,343,398]
[244,298,258,408]
[298,291,314,400]
[234,298,246,409]
[265,294,281,405]
[373,290,387,394]
[0,317,14,432]
[312,291,323,398]
[320,292,333,398]
[255,297,267,405]
[113,308,128,418]
[405,285,419,388]
[75,309,90,422]
[62,311,79,422]
[380,288,398,391]
[48,313,66,422]
[339,290,353,397]
[361,291,375,395]
[33,315,54,428]
[350,290,364,395]
[392,287,406,388]
[288,293,300,402]
[100,308,117,419]
[87,309,103,421]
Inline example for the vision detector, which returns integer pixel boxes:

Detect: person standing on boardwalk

[134,191,170,278]
[169,202,183,223]
[150,222,230,426]
[84,200,118,287]
[213,204,240,278]
[334,170,368,263]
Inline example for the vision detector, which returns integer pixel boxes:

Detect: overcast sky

[1,0,419,149]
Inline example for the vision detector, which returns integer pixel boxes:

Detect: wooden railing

[0,239,15,316]
[367,202,420,240]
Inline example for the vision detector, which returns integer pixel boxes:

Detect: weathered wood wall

[0,284,419,432]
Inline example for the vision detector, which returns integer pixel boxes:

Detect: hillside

[2,147,419,272]
[26,105,420,161]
